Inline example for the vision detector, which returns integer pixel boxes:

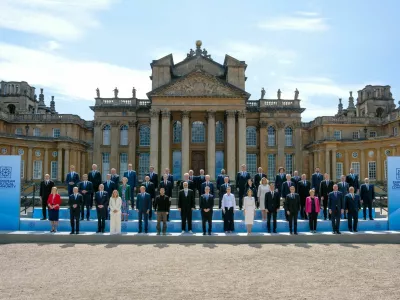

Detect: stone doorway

[191,151,205,175]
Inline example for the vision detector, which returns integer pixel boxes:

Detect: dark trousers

[219,196,223,209]
[148,200,153,220]
[41,201,48,219]
[223,207,234,231]
[80,203,91,220]
[267,211,277,232]
[238,188,245,209]
[300,198,307,219]
[138,211,149,232]
[322,198,330,220]
[181,209,193,231]
[201,210,213,233]
[348,210,359,231]
[331,210,341,232]
[131,190,135,209]
[70,209,80,233]
[308,212,318,231]
[156,212,168,233]
[97,208,106,232]
[363,201,373,219]
[105,205,109,220]
[288,212,298,233]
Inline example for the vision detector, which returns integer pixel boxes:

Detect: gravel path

[0,243,399,300]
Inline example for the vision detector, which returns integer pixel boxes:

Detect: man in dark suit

[219,176,231,209]
[142,176,155,220]
[265,183,280,233]
[311,167,323,195]
[94,184,108,233]
[254,167,266,190]
[281,174,294,221]
[200,175,214,196]
[216,169,227,191]
[284,186,300,235]
[39,174,54,220]
[291,170,301,193]
[164,168,174,184]
[178,182,195,233]
[319,173,334,220]
[338,175,350,219]
[274,167,286,197]
[147,165,159,190]
[346,168,360,193]
[345,187,361,232]
[160,173,173,221]
[180,173,195,191]
[78,174,94,221]
[65,165,80,196]
[110,168,120,186]
[103,174,116,219]
[360,178,375,220]
[68,187,82,234]
[328,185,344,234]
[154,187,171,235]
[200,186,214,235]
[297,174,311,220]
[124,164,137,208]
[195,169,206,203]
[136,186,152,234]
[88,163,102,203]
[236,164,251,210]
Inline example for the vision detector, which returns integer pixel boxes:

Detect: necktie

[146,182,148,187]
[272,192,274,197]
[281,174,283,179]
[92,171,95,177]
[326,180,328,186]
[291,193,293,198]
[288,181,290,187]
[303,181,306,185]
[165,181,167,186]
[334,192,337,197]
[100,192,103,198]
[206,182,208,186]
[84,181,87,187]
[46,181,48,185]
[107,181,110,187]
[352,194,354,199]
[225,184,228,188]
[74,194,77,199]
[366,184,369,190]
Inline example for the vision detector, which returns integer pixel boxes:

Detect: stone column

[161,109,171,170]
[237,110,246,170]
[64,149,70,178]
[259,121,267,170]
[331,148,337,180]
[360,150,365,179]
[44,148,49,175]
[93,122,102,166]
[276,122,285,168]
[11,146,16,155]
[376,148,381,180]
[77,150,81,175]
[181,111,190,175]
[110,121,120,170]
[313,151,317,172]
[27,147,33,180]
[294,124,302,172]
[344,150,349,174]
[150,109,160,173]
[317,150,322,170]
[207,110,216,179]
[57,147,63,181]
[128,120,137,170]
[226,110,236,180]
[325,149,330,176]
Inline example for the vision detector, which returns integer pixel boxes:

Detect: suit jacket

[136,192,152,212]
[68,193,83,216]
[166,174,174,183]
[305,196,321,213]
[88,170,102,191]
[124,170,137,195]
[219,183,232,201]
[319,180,334,200]
[66,172,80,194]
[147,172,159,189]
[178,189,195,210]
[201,181,214,196]
[141,181,155,199]
[103,180,116,199]
[328,191,344,211]
[118,184,131,202]
[291,176,301,193]
[284,193,300,213]
[298,180,311,200]
[39,180,55,201]
[179,180,195,191]
[345,193,361,212]
[337,181,349,195]
[275,173,286,193]
[311,173,323,193]
[236,172,251,190]
[216,174,227,190]
[264,191,280,212]
[346,174,360,191]
[195,175,206,192]
[360,184,375,203]
[111,174,120,186]
[78,181,94,205]
[200,194,214,211]
[159,180,173,197]
[154,195,171,212]
[47,194,61,209]
[254,173,267,189]
[94,191,109,207]
[245,184,258,200]
[281,181,295,199]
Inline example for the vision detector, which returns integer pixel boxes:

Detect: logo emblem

[0,166,12,179]
[396,168,400,180]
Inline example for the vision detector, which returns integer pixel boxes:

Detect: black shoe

[294,232,298,235]
[75,232,79,235]
[290,231,293,235]
[332,231,336,234]
[349,229,353,232]
[354,229,358,232]
[80,218,84,221]
[70,231,75,234]
[203,232,206,236]
[208,232,211,236]
[324,218,327,221]
[273,230,277,233]
[157,232,161,236]
[87,218,90,221]
[336,231,341,234]
[40,218,46,221]
[96,231,101,233]
[267,230,271,233]
[138,231,142,234]
[145,231,148,234]
[370,218,374,221]
[363,218,366,220]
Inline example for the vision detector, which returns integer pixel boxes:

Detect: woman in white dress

[109,190,122,235]
[257,177,270,221]
[243,189,256,234]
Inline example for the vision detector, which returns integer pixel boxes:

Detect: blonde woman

[243,189,256,235]
[47,186,61,233]
[109,190,122,234]
[257,177,270,221]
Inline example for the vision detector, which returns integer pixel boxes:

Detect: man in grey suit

[337,175,349,219]
[178,182,195,233]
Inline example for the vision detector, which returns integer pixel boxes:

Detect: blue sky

[0,0,399,121]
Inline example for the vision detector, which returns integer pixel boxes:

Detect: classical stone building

[0,41,399,184]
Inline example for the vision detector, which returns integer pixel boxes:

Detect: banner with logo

[0,155,21,230]
[387,156,400,230]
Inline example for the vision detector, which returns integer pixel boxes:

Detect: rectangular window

[267,154,276,181]
[172,150,182,181]
[33,128,41,137]
[368,161,376,180]
[50,161,58,180]
[384,160,387,179]
[119,153,128,178]
[102,153,110,180]
[246,154,257,177]
[215,151,224,180]
[351,162,360,176]
[139,153,150,181]
[334,130,342,140]
[393,127,398,137]
[33,160,42,179]
[15,128,23,135]
[369,131,377,138]
[352,131,360,139]
[336,162,343,179]
[285,154,293,175]
[53,128,60,138]
[21,160,24,178]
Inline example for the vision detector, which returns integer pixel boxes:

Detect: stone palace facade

[0,41,399,183]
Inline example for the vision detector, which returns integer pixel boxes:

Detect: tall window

[336,162,343,179]
[102,153,110,180]
[246,154,257,176]
[215,121,224,144]
[285,127,293,146]
[33,160,42,179]
[267,154,276,180]
[15,128,23,135]
[368,161,376,180]
[139,125,150,146]
[172,150,182,181]
[334,130,342,140]
[285,154,293,175]
[50,161,58,180]
[138,153,150,181]
[393,127,398,137]
[246,126,257,147]
[120,125,128,145]
[119,153,128,178]
[191,121,205,143]
[267,126,276,146]
[33,128,41,137]
[53,128,60,138]
[369,131,377,138]
[21,160,25,178]
[351,162,360,176]
[103,125,111,145]
[352,131,360,139]
[215,151,224,179]
[173,121,182,143]
[384,160,387,179]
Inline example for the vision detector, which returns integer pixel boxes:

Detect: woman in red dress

[47,187,61,233]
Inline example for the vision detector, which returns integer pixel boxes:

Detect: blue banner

[0,155,21,231]
[387,156,400,230]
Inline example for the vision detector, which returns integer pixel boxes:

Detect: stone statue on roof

[261,87,265,99]
[294,88,299,100]
[277,89,281,100]
[113,87,118,98]
[96,88,100,98]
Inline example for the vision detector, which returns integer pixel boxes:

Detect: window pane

[285,154,293,175]
[334,130,342,140]
[246,127,257,146]
[172,150,182,181]
[267,126,276,146]
[120,125,128,146]
[15,128,23,135]
[336,163,343,179]
[215,121,224,144]
[351,162,360,176]
[103,125,111,145]
[352,131,359,139]
[33,128,41,137]
[173,121,182,143]
[368,162,376,180]
[33,160,42,179]
[102,153,110,180]
[191,121,205,143]
[285,127,293,147]
[246,154,257,176]
[215,151,224,179]
[51,161,58,179]
[139,153,150,181]
[53,128,60,138]
[139,125,150,146]
[21,160,24,178]
[119,153,128,178]
[267,154,276,180]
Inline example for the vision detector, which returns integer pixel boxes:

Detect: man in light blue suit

[136,186,152,234]
[124,164,137,208]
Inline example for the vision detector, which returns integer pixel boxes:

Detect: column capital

[206,110,216,120]
[128,120,138,128]
[150,109,160,118]
[93,121,102,127]
[111,120,120,126]
[225,110,236,118]
[276,121,285,129]
[259,120,268,127]
[238,110,246,119]
[161,109,171,119]
[291,121,302,129]
[182,110,190,119]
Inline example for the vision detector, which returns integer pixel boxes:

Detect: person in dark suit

[68,187,82,234]
[219,176,231,209]
[245,178,258,208]
[346,168,360,193]
[65,165,80,196]
[136,186,152,234]
[254,167,266,190]
[160,173,173,221]
[291,171,301,193]
[297,174,311,220]
[195,169,206,204]
[94,184,108,233]
[178,182,195,233]
[142,176,155,220]
[200,175,214,197]
[147,165,159,190]
[216,169,227,191]
[360,178,375,220]
[337,175,350,219]
[88,164,102,203]
[281,174,294,221]
[328,185,344,234]
[39,174,54,220]
[78,174,94,221]
[236,164,251,210]
[284,186,300,235]
[345,187,361,232]
[110,168,120,186]
[179,173,195,191]
[264,183,280,233]
[274,167,286,197]
[319,173,334,220]
[311,167,323,195]
[200,186,214,235]
[103,174,116,219]
[154,187,171,235]
[124,164,137,208]
[164,168,174,183]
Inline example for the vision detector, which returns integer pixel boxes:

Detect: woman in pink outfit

[305,189,320,233]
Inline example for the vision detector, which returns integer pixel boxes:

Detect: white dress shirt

[221,193,236,210]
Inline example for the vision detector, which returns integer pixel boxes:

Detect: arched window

[120,125,128,145]
[267,126,276,146]
[139,125,150,146]
[33,128,41,137]
[7,104,16,114]
[376,107,384,118]
[246,126,257,146]
[216,121,224,144]
[285,127,293,146]
[191,121,205,143]
[102,124,111,145]
[173,121,182,143]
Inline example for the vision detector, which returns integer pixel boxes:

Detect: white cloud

[295,11,320,17]
[44,41,61,51]
[258,13,329,32]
